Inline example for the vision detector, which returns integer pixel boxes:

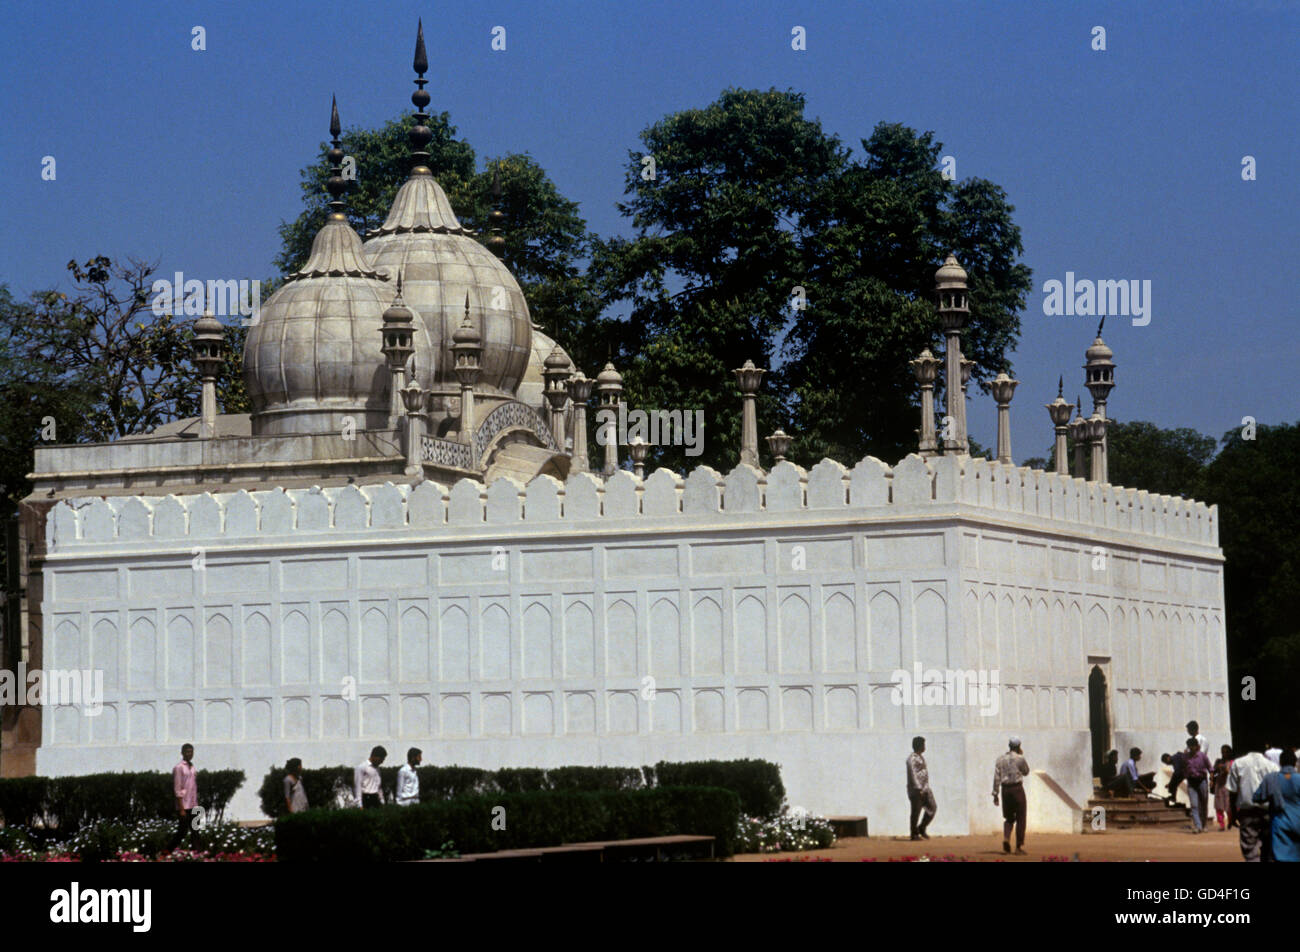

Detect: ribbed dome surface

[244,218,435,435]
[363,174,532,399]
[369,170,468,236]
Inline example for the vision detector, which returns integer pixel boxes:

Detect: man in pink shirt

[171,743,199,850]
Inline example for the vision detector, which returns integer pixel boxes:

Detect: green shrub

[0,776,48,829]
[0,824,35,854]
[651,759,784,818]
[0,770,244,833]
[275,786,740,862]
[735,811,837,853]
[417,765,494,800]
[547,766,645,792]
[258,759,779,820]
[259,764,500,819]
[492,767,549,793]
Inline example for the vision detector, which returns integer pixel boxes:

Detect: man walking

[906,736,935,840]
[993,737,1030,855]
[397,747,422,807]
[1226,747,1277,861]
[1252,750,1300,863]
[354,745,386,809]
[171,743,199,850]
[1183,738,1212,833]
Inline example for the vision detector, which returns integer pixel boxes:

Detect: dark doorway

[1088,665,1111,778]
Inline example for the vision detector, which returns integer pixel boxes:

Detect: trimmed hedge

[274,786,740,862]
[653,759,784,818]
[258,761,754,819]
[0,770,245,832]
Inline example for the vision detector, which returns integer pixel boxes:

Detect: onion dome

[362,23,531,401]
[543,342,570,372]
[595,361,623,388]
[934,253,968,290]
[243,97,434,436]
[1085,337,1113,362]
[452,294,481,345]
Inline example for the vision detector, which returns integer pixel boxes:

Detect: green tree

[1194,422,1300,748]
[784,123,1032,466]
[0,259,246,516]
[593,94,1031,473]
[1107,421,1216,497]
[1028,419,1217,496]
[591,88,848,473]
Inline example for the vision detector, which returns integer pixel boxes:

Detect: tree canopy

[592,90,1032,473]
[1194,422,1300,748]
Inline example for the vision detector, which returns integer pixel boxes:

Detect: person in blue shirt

[1107,747,1154,797]
[1253,749,1300,862]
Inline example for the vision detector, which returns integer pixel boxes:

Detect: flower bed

[735,809,837,853]
[0,818,274,862]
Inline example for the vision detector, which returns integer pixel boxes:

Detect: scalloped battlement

[46,455,1219,549]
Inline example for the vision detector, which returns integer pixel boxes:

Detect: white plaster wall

[35,456,1227,830]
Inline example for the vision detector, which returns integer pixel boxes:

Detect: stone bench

[418,835,714,862]
[827,816,868,838]
[564,834,716,862]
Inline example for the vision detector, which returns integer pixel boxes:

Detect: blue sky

[2,0,1296,459]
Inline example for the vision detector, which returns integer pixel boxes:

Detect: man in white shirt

[397,747,422,806]
[1186,721,1208,754]
[1264,740,1283,764]
[355,745,387,809]
[1227,749,1279,862]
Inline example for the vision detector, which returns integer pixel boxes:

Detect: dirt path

[733,826,1246,862]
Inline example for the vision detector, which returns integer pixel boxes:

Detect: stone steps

[1084,796,1189,830]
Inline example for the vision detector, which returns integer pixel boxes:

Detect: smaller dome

[544,343,570,371]
[194,313,223,336]
[453,312,481,345]
[595,361,623,387]
[1086,337,1113,362]
[383,300,415,327]
[935,253,968,289]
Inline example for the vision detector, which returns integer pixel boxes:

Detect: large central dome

[361,169,532,400]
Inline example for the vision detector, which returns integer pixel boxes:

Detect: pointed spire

[409,19,433,170]
[1096,314,1105,339]
[367,20,471,238]
[413,17,428,75]
[326,95,347,216]
[1057,375,1064,398]
[486,161,506,257]
[286,96,385,282]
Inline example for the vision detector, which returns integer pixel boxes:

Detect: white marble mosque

[1,27,1228,832]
